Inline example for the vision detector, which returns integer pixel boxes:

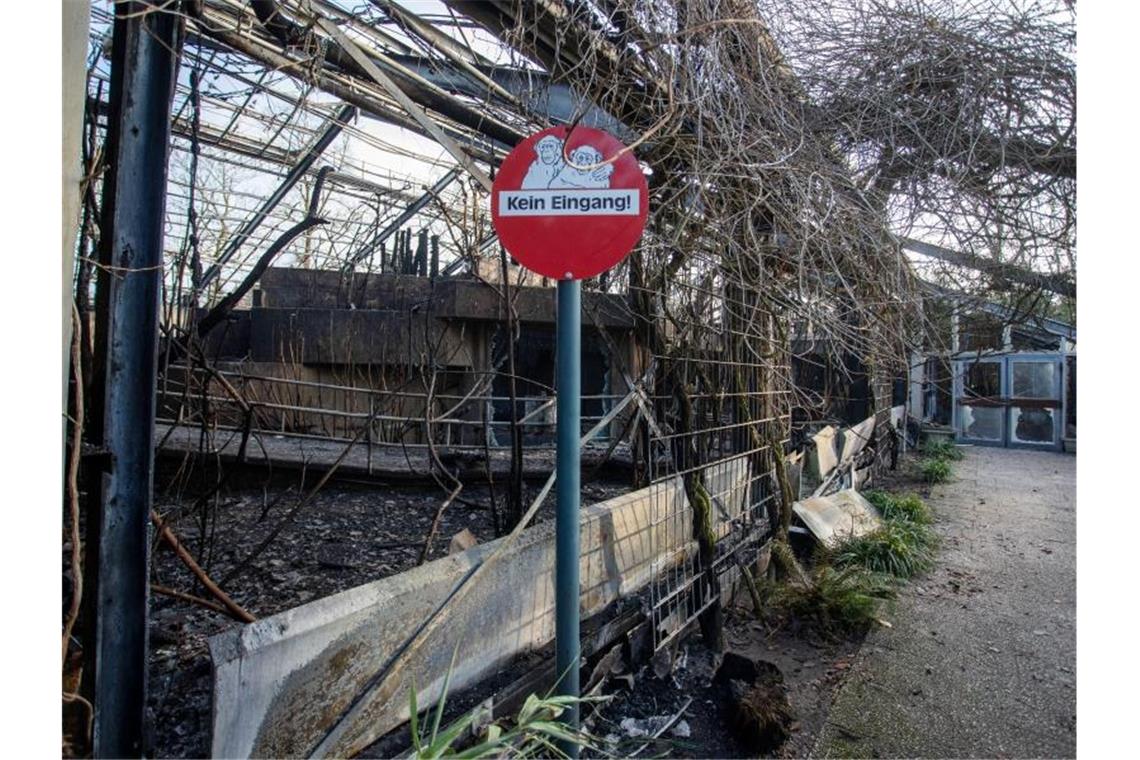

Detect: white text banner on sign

[497,189,641,217]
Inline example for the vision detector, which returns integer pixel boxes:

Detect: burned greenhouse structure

[61,0,1052,756]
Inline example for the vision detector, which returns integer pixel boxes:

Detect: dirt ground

[141,461,882,759]
[141,445,1069,759]
[142,457,877,759]
[145,463,629,758]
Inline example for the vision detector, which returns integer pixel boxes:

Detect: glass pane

[961,405,1003,440]
[963,362,1001,398]
[1012,362,1057,399]
[1010,406,1055,444]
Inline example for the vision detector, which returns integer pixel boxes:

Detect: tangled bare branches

[484,0,1073,381]
[763,0,1075,295]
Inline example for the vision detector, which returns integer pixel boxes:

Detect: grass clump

[889,493,933,524]
[833,520,937,579]
[762,488,940,636]
[922,439,964,461]
[864,490,932,524]
[776,565,897,632]
[919,456,953,483]
[862,489,894,513]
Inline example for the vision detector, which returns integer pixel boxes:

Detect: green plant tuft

[774,565,897,633]
[919,456,953,483]
[408,674,603,759]
[833,520,938,579]
[891,493,932,523]
[923,439,964,461]
[863,490,894,513]
[864,491,932,524]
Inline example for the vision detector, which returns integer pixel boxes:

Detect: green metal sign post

[490,126,648,758]
[555,278,582,756]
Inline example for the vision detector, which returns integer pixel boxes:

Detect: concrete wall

[249,307,479,368]
[209,455,751,758]
[839,416,877,464]
[257,268,634,328]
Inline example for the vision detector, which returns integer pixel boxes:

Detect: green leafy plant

[864,491,932,524]
[920,456,953,483]
[923,439,964,461]
[775,565,897,633]
[833,520,937,579]
[408,666,603,759]
[863,490,894,513]
[888,493,933,524]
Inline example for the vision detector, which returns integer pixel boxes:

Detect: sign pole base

[555,278,581,757]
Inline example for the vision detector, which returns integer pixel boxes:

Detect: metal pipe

[555,278,582,757]
[440,231,497,277]
[184,19,504,162]
[253,0,523,148]
[89,2,181,755]
[199,103,356,290]
[345,168,461,269]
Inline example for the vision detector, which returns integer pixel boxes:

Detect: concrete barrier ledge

[209,455,751,758]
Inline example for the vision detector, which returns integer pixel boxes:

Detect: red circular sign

[491,126,649,280]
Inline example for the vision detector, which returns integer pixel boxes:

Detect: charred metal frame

[86,2,181,755]
[199,103,358,291]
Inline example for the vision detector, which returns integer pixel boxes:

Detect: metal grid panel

[637,251,793,652]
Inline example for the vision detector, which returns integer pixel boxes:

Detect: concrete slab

[792,489,882,549]
[890,404,905,432]
[209,455,752,757]
[785,452,804,500]
[155,423,630,481]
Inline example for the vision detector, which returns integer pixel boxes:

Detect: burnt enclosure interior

[490,324,611,446]
[66,0,1073,755]
[958,312,1004,352]
[161,267,632,448]
[791,348,875,433]
[963,361,1002,398]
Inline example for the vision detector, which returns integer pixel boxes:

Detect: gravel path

[814,447,1076,759]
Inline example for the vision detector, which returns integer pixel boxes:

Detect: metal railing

[157,363,624,449]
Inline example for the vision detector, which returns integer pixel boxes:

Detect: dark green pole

[555,278,581,757]
[88,3,180,755]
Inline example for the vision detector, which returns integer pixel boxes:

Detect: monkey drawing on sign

[550,145,613,189]
[520,135,566,189]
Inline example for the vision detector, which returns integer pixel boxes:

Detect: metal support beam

[382,52,632,140]
[555,278,582,757]
[184,24,503,161]
[88,3,181,755]
[345,167,461,270]
[439,231,498,277]
[316,16,495,191]
[899,236,1076,298]
[199,103,357,290]
[63,0,90,418]
[369,0,522,106]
